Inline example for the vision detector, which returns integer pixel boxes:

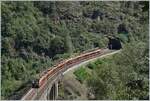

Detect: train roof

[38,48,101,82]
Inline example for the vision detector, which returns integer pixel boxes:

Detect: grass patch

[87,59,105,70]
[74,67,90,83]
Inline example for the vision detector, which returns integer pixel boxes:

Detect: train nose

[32,79,40,88]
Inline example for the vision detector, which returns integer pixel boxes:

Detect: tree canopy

[1,1,149,100]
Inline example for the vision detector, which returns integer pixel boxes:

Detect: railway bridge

[21,48,121,100]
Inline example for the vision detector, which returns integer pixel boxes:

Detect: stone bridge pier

[38,73,63,100]
[47,81,58,100]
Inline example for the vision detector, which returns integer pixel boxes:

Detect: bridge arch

[47,82,58,100]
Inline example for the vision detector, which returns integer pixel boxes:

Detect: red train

[32,48,103,88]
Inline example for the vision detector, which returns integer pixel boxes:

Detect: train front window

[32,79,39,88]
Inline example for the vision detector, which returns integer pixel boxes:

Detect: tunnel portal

[108,37,122,50]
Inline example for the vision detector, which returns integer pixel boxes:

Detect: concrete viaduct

[21,49,121,100]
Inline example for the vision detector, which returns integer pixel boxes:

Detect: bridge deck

[21,48,121,100]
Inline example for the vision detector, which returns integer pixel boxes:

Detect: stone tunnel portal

[108,37,122,50]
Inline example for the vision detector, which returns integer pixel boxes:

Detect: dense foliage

[85,40,149,100]
[1,1,149,100]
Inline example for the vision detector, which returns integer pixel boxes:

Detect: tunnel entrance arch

[107,37,122,50]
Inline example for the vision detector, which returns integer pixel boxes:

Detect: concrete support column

[52,85,55,100]
[47,81,58,100]
[55,81,58,99]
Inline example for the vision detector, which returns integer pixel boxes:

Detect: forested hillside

[1,1,149,99]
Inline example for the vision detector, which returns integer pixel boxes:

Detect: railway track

[20,48,120,100]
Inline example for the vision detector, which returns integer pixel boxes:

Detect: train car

[31,48,102,89]
[85,49,101,60]
[39,74,48,87]
[32,61,66,88]
[66,58,74,68]
[32,68,52,88]
[46,68,53,79]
